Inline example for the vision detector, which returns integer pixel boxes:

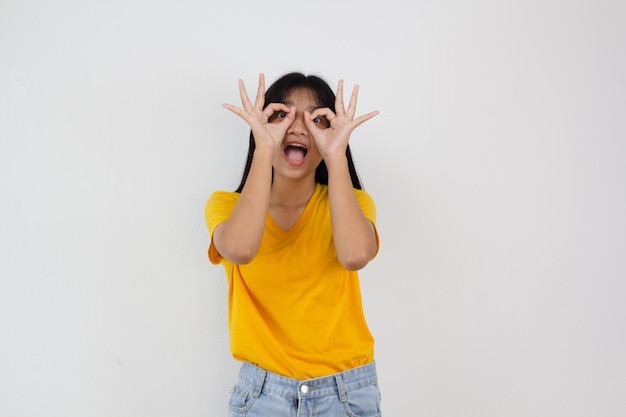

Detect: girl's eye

[312,116,322,123]
[278,111,287,119]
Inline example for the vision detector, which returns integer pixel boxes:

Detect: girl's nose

[287,115,307,136]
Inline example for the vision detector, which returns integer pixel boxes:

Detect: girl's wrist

[253,145,276,159]
[323,154,349,171]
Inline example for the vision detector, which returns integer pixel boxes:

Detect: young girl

[205,72,382,416]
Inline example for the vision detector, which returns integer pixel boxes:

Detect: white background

[1,0,625,416]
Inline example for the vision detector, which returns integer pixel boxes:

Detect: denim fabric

[227,362,382,417]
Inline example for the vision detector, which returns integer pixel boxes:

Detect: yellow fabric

[204,184,379,379]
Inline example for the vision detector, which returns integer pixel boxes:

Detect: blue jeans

[227,361,382,417]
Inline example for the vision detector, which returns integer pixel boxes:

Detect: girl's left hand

[304,80,379,161]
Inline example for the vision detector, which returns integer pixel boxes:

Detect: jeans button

[300,385,309,394]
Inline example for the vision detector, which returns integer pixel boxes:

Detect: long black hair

[234,72,363,193]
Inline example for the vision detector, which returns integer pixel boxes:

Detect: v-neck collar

[266,184,321,236]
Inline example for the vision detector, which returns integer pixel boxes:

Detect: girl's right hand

[222,73,294,152]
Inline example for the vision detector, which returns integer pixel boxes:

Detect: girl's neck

[270,176,317,207]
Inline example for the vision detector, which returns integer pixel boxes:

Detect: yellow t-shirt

[204,183,379,379]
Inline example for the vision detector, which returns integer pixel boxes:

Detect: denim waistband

[236,362,378,400]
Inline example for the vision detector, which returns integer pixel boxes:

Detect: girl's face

[270,87,328,183]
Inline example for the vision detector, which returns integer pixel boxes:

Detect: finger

[303,110,324,134]
[222,102,246,118]
[253,73,265,110]
[346,85,360,119]
[309,107,336,124]
[279,105,297,127]
[335,79,345,115]
[262,102,291,119]
[238,79,253,112]
[351,110,379,129]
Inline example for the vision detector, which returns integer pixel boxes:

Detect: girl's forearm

[214,148,274,264]
[326,155,378,270]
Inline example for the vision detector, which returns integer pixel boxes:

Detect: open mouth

[284,143,308,166]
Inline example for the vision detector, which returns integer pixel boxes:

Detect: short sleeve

[354,189,380,258]
[204,191,240,264]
